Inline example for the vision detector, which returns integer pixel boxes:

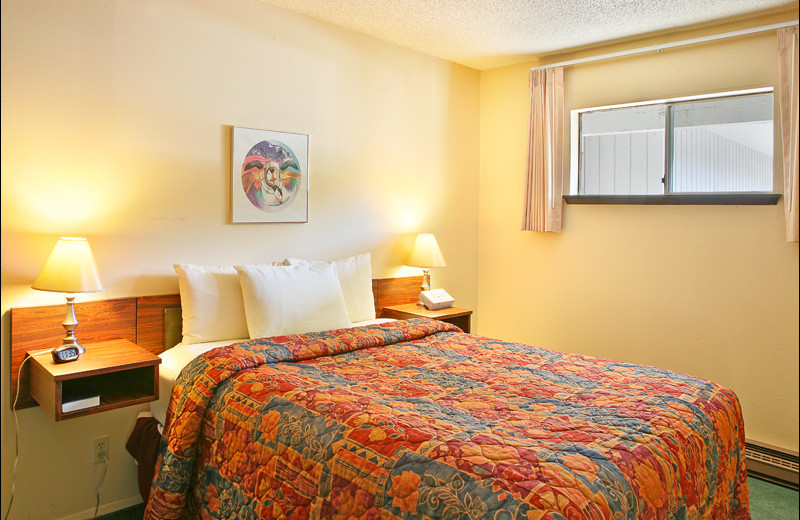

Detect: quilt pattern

[145,318,749,519]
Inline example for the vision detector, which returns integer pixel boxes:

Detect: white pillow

[285,252,376,322]
[235,263,352,338]
[174,264,250,344]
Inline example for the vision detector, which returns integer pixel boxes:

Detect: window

[570,89,775,198]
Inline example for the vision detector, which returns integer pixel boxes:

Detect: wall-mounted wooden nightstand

[382,303,473,333]
[27,339,161,421]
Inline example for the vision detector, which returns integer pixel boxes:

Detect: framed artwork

[231,127,309,223]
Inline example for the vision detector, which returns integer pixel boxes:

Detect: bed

[139,257,749,519]
[8,256,751,519]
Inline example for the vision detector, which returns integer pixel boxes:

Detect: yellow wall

[1,0,479,516]
[479,25,799,453]
[3,0,798,517]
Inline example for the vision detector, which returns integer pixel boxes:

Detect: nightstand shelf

[382,303,472,333]
[27,338,161,421]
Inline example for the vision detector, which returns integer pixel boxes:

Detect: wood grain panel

[374,276,422,314]
[10,298,137,409]
[27,353,58,419]
[136,294,181,355]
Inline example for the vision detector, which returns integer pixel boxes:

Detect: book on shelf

[62,393,101,413]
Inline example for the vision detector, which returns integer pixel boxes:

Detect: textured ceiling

[260,0,796,69]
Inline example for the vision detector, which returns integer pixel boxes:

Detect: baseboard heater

[745,440,799,490]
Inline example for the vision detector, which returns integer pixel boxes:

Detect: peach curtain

[778,26,799,242]
[522,67,564,232]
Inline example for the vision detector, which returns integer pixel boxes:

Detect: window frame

[567,87,780,205]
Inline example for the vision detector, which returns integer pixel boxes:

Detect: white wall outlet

[93,436,109,465]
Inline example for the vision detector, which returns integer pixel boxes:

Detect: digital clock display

[52,345,80,363]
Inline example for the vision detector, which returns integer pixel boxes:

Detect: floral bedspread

[145,318,749,519]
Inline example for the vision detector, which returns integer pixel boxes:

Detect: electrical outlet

[93,436,109,465]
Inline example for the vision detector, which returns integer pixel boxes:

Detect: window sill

[563,194,782,205]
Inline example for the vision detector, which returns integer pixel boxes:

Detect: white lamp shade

[406,234,446,268]
[32,237,105,293]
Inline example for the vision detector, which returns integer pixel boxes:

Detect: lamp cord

[4,356,32,520]
[93,452,109,519]
[4,351,109,520]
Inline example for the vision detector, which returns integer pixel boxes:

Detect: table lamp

[32,237,105,355]
[406,233,446,291]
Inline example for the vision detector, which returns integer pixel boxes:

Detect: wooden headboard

[9,276,421,410]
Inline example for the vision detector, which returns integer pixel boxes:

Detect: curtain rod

[532,19,798,70]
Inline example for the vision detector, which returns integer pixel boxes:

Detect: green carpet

[95,503,144,520]
[97,477,798,519]
[749,477,799,520]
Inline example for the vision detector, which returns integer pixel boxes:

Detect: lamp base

[61,295,85,354]
[421,268,431,291]
[417,269,433,305]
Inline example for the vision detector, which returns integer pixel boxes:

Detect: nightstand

[27,339,161,421]
[382,303,473,333]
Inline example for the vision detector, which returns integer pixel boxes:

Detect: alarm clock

[52,345,81,364]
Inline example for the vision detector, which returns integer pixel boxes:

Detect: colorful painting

[232,127,308,223]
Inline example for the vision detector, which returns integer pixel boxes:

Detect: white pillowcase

[174,264,250,344]
[235,263,352,338]
[285,252,376,322]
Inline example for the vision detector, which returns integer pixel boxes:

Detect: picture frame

[231,127,309,223]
